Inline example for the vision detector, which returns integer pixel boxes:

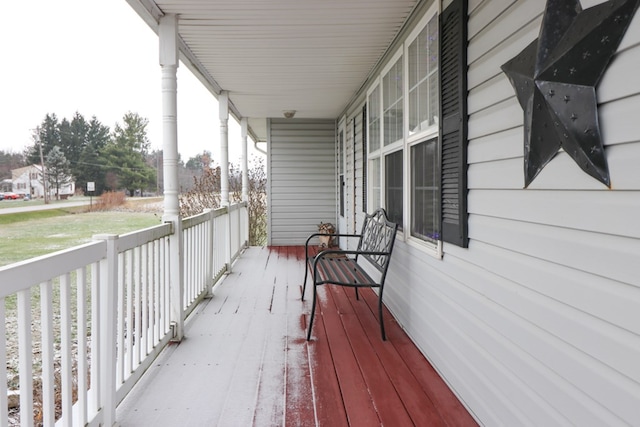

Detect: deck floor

[116,246,477,426]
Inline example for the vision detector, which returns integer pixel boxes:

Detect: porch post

[219,91,232,272]
[219,91,230,206]
[241,117,249,202]
[159,14,184,341]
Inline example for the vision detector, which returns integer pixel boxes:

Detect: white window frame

[365,3,441,257]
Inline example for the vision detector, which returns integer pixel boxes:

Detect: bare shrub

[179,167,221,218]
[179,157,267,245]
[231,158,267,246]
[91,191,126,211]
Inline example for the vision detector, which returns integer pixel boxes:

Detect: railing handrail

[0,240,106,298]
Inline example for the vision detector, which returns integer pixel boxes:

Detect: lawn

[0,208,163,267]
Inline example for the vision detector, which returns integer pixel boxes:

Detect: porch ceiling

[125,0,419,140]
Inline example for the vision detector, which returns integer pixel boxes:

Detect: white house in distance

[11,164,75,199]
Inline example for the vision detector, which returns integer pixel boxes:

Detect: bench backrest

[356,208,399,274]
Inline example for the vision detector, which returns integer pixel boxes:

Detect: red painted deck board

[116,246,477,427]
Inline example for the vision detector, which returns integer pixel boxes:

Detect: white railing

[0,202,248,427]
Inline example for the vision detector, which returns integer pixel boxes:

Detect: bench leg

[301,259,310,300]
[306,284,318,340]
[378,294,386,341]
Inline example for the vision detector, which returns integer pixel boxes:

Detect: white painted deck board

[116,247,307,426]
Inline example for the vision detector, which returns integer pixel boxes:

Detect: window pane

[411,138,439,242]
[370,158,381,210]
[383,57,403,146]
[418,26,429,83]
[409,41,418,88]
[368,86,380,152]
[429,74,439,127]
[385,150,403,227]
[409,89,418,132]
[428,14,438,75]
[408,13,438,135]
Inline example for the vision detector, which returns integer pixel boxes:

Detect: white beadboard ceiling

[126,0,419,140]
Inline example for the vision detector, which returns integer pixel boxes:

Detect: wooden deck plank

[306,295,350,426]
[282,247,317,426]
[250,314,287,427]
[315,286,381,426]
[361,289,478,427]
[284,313,316,427]
[329,285,419,425]
[340,286,446,426]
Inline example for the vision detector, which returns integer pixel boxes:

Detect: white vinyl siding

[458,3,640,423]
[341,1,640,426]
[268,119,336,245]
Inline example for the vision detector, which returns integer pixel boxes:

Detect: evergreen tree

[0,150,26,180]
[113,112,151,153]
[86,116,110,151]
[67,112,89,170]
[76,116,110,194]
[27,114,60,165]
[103,112,155,196]
[45,146,72,200]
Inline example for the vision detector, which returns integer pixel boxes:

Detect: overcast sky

[1,0,248,163]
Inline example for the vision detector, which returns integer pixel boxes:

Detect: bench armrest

[304,233,363,257]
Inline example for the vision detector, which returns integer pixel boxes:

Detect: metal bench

[302,208,398,341]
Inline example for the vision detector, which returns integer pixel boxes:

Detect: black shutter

[362,105,367,212]
[440,0,468,248]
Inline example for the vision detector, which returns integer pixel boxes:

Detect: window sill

[405,234,443,259]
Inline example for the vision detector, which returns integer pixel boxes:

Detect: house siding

[342,0,640,425]
[268,118,337,245]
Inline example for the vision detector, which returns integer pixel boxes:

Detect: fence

[0,202,248,426]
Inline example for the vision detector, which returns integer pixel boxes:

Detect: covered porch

[116,246,476,426]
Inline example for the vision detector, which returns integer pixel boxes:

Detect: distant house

[11,165,75,199]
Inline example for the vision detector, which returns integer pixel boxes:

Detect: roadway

[0,199,92,215]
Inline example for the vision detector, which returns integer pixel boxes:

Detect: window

[411,139,439,242]
[365,4,454,254]
[385,150,403,227]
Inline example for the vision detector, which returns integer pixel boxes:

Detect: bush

[179,167,221,217]
[91,191,126,211]
[179,157,267,245]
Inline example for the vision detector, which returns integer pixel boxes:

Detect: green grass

[0,210,163,267]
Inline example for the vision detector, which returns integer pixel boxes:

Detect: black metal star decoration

[501,0,640,188]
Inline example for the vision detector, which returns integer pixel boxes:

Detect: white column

[159,14,184,341]
[219,91,230,206]
[241,117,249,202]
